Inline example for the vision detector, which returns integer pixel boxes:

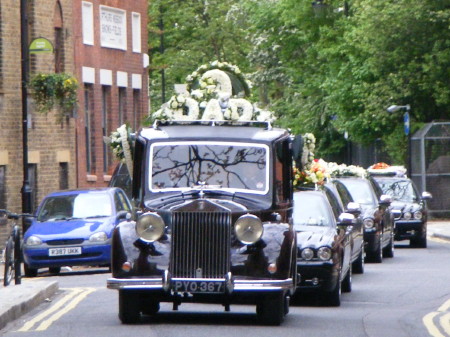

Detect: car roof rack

[152,119,273,131]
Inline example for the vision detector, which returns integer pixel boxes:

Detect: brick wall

[0,0,76,250]
[74,0,149,189]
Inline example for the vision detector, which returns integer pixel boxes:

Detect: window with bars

[84,84,95,174]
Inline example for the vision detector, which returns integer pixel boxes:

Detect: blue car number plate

[48,247,82,256]
[172,280,225,293]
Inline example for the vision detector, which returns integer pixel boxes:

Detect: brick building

[0,0,76,246]
[0,0,149,248]
[74,1,149,188]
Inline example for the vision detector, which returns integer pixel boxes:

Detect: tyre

[411,228,427,248]
[352,246,365,274]
[256,291,286,325]
[24,264,38,278]
[49,267,61,274]
[341,264,352,293]
[3,237,14,286]
[323,278,341,307]
[118,290,141,324]
[141,298,160,316]
[383,233,394,258]
[366,235,382,263]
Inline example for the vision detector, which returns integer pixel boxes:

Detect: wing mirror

[116,210,130,221]
[379,194,392,206]
[338,212,355,226]
[422,191,432,200]
[346,202,362,215]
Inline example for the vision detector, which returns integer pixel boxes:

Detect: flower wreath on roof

[367,162,407,177]
[293,158,330,188]
[149,61,276,123]
[328,162,367,178]
[185,60,252,97]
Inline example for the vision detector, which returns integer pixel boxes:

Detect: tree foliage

[148,0,450,164]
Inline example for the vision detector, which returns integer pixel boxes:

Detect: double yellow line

[423,298,450,337]
[17,287,96,332]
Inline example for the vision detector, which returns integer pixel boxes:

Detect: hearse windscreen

[149,141,269,194]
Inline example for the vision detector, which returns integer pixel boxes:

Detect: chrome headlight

[318,246,332,261]
[234,214,263,244]
[413,211,423,220]
[301,248,314,260]
[89,231,108,242]
[403,212,412,220]
[26,235,42,246]
[136,212,165,242]
[363,218,374,229]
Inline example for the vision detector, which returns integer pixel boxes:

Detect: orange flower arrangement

[371,162,390,169]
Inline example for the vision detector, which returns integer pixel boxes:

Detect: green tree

[148,0,252,112]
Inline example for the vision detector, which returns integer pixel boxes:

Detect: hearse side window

[274,139,291,203]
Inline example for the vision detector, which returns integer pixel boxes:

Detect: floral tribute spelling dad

[106,61,277,172]
[152,60,275,122]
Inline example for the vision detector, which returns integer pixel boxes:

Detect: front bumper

[394,220,426,240]
[107,273,294,292]
[23,243,111,269]
[296,261,337,292]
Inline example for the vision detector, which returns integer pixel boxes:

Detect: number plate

[48,247,82,256]
[172,280,225,293]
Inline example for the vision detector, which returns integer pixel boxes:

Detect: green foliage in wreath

[29,73,78,120]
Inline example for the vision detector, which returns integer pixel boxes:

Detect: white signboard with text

[100,6,127,50]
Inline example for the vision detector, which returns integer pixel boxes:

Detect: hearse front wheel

[256,291,286,326]
[118,290,141,324]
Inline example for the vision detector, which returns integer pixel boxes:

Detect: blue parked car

[23,188,132,277]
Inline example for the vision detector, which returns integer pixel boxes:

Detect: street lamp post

[387,104,411,176]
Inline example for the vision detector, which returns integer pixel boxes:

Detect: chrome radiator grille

[171,211,231,278]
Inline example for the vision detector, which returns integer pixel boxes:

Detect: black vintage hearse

[107,120,303,325]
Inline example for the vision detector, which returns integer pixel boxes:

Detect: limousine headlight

[363,218,374,229]
[403,211,412,220]
[318,246,332,261]
[136,213,165,242]
[235,214,263,244]
[413,211,423,220]
[301,248,314,261]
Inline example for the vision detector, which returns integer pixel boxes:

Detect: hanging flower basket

[29,73,78,121]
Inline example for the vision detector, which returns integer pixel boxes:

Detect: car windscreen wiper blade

[84,215,110,219]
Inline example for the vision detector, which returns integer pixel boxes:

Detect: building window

[84,84,95,174]
[133,89,141,131]
[59,163,68,190]
[102,86,112,174]
[82,1,94,45]
[0,166,6,209]
[54,1,64,73]
[119,87,127,125]
[132,12,141,53]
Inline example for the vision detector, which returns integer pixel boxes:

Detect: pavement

[0,220,449,331]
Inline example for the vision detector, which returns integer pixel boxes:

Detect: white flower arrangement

[105,124,134,177]
[202,99,224,120]
[149,61,275,123]
[202,69,232,95]
[302,133,316,168]
[328,162,367,178]
[185,60,251,97]
[229,99,254,121]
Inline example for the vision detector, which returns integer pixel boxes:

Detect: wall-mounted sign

[100,5,127,50]
[29,37,54,54]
